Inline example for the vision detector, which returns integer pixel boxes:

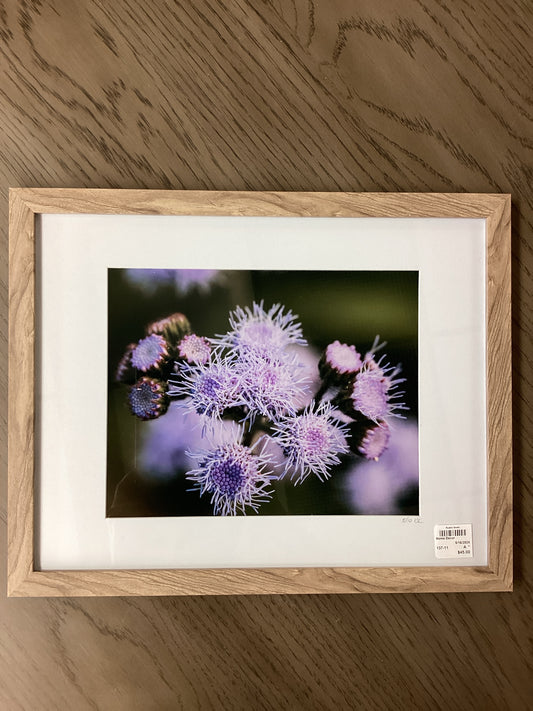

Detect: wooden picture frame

[8,189,512,596]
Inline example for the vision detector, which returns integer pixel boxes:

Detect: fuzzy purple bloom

[171,357,246,423]
[349,345,407,422]
[131,334,168,371]
[178,334,211,365]
[186,433,276,515]
[325,341,362,375]
[271,401,350,484]
[357,421,391,460]
[350,370,391,421]
[240,351,311,421]
[213,301,306,358]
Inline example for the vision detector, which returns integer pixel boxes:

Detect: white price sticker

[434,524,473,559]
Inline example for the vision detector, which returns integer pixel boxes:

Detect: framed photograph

[8,189,512,596]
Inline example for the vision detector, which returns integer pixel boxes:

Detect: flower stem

[242,415,273,447]
[314,380,329,402]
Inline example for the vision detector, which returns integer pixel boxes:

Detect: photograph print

[107,267,419,517]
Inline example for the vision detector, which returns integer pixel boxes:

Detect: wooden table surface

[1,1,531,709]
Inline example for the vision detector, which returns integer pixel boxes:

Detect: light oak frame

[8,189,512,596]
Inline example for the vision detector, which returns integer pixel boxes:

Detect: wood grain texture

[6,187,513,217]
[0,0,531,709]
[7,189,512,597]
[485,194,513,589]
[7,191,35,597]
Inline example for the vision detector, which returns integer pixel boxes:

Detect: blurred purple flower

[174,269,220,294]
[139,402,240,480]
[357,421,391,461]
[346,419,419,514]
[124,268,221,295]
[115,343,136,382]
[284,344,320,410]
[124,269,175,294]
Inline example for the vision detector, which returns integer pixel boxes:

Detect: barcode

[438,528,467,538]
[434,524,473,559]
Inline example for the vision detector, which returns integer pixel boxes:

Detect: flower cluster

[116,302,407,515]
[115,312,190,420]
[320,336,407,459]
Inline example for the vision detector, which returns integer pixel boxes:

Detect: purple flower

[174,269,221,294]
[124,268,221,295]
[128,377,169,420]
[186,431,276,515]
[147,312,191,343]
[178,334,212,365]
[346,419,419,514]
[124,268,176,294]
[282,344,321,411]
[350,370,391,421]
[139,402,240,480]
[240,351,311,421]
[213,301,306,358]
[171,357,246,423]
[115,343,136,383]
[131,334,168,371]
[348,347,407,422]
[357,421,391,460]
[271,401,350,484]
[324,341,362,375]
